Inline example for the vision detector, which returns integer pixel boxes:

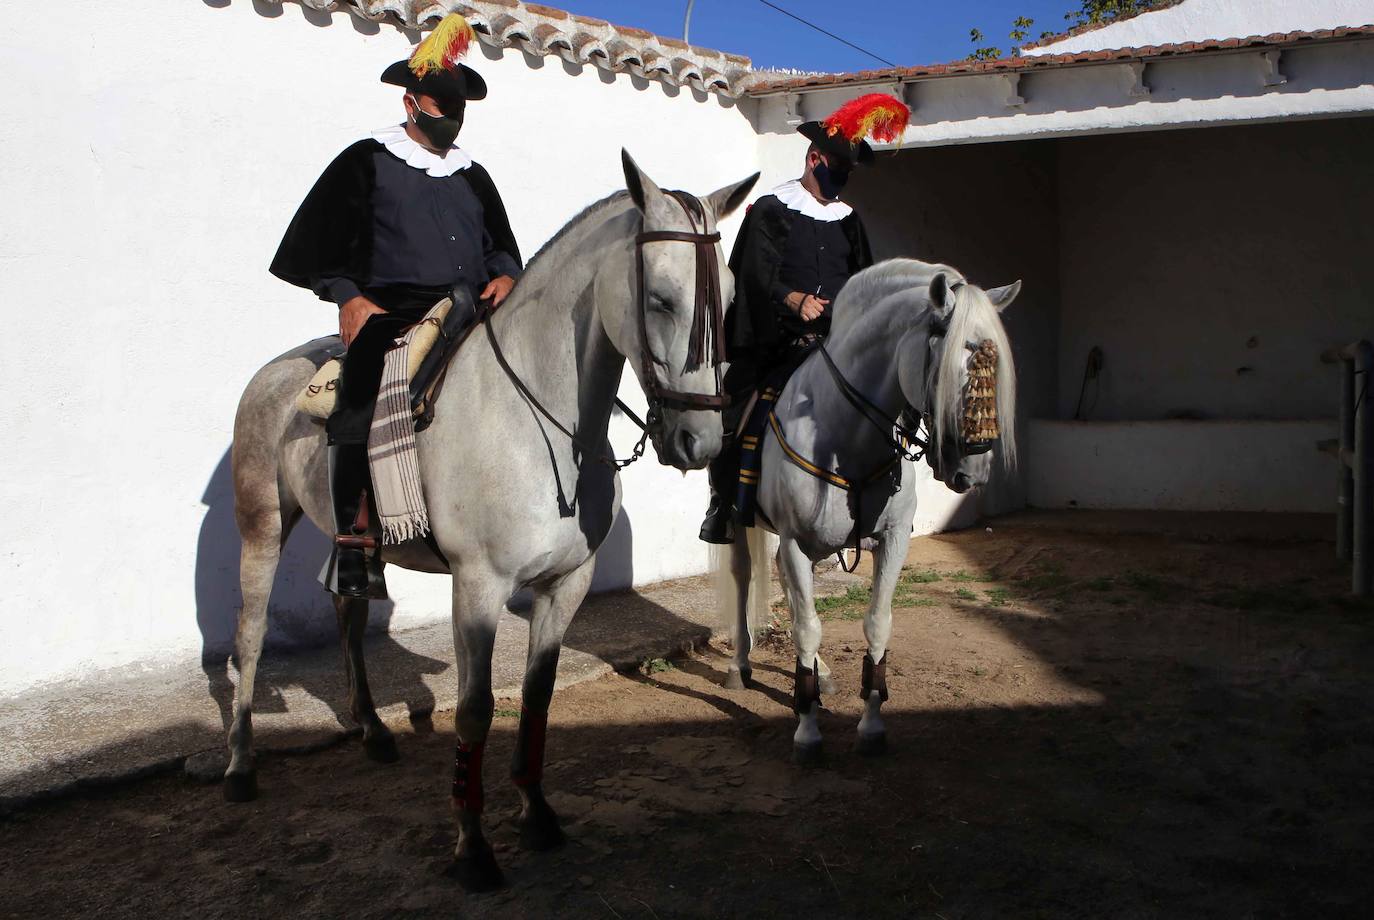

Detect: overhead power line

[755,0,897,68]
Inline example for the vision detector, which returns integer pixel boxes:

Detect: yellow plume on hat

[408,13,477,79]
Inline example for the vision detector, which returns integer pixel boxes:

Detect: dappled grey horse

[714,260,1019,761]
[227,152,758,889]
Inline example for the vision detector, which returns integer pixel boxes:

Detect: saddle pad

[296,297,453,419]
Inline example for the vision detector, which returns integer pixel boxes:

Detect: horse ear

[706,172,760,219]
[621,149,662,213]
[986,280,1022,313]
[930,271,958,316]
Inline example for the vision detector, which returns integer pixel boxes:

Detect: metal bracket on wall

[1260,50,1288,88]
[1123,61,1151,97]
[783,92,804,127]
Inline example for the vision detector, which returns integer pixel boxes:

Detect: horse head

[614,151,758,470]
[916,271,1020,493]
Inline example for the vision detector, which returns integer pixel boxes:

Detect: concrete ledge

[1027,418,1337,513]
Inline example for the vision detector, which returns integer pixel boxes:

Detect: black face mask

[812,159,850,200]
[410,102,463,149]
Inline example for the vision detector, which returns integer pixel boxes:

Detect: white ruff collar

[371,124,472,177]
[772,179,852,222]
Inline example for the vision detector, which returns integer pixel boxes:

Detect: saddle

[296,291,482,431]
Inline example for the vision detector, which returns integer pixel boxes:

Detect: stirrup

[698,501,735,545]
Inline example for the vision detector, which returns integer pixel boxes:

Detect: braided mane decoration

[960,340,1000,443]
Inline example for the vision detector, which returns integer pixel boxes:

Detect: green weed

[955,587,978,601]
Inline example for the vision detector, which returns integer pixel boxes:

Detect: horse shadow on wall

[195,450,449,732]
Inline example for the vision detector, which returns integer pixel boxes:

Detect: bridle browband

[480,189,728,470]
[634,190,731,418]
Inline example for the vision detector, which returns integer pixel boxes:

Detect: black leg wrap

[860,653,889,703]
[793,657,821,715]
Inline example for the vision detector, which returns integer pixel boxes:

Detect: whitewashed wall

[0,0,760,695]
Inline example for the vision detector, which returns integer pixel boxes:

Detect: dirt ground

[2,515,1371,919]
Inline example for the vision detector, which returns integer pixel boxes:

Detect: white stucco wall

[0,0,760,696]
[1026,0,1374,56]
[1026,419,1337,512]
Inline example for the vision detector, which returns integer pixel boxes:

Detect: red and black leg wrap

[452,741,486,813]
[793,657,821,715]
[511,707,548,789]
[860,653,889,702]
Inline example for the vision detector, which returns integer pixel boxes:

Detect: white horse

[715,260,1020,761]
[227,152,758,890]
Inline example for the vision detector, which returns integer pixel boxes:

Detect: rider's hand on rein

[785,291,829,323]
[480,275,516,307]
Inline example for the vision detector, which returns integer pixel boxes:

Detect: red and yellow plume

[823,93,911,146]
[408,13,477,79]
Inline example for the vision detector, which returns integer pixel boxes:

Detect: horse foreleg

[449,576,504,892]
[512,556,596,852]
[856,524,909,756]
[333,595,398,764]
[778,537,824,764]
[723,530,754,690]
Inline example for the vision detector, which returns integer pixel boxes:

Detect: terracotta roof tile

[288,1,752,96]
[749,24,1374,94]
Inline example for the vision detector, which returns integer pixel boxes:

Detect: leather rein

[480,190,728,470]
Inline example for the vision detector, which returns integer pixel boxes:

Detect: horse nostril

[953,472,973,493]
[678,429,699,461]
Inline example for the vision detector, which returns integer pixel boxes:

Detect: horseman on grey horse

[699,96,910,544]
[268,14,521,599]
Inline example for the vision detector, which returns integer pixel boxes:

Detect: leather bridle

[633,190,731,427]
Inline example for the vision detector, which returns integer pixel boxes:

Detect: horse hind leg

[855,524,909,756]
[224,502,296,802]
[778,536,824,765]
[512,555,596,852]
[334,595,399,764]
[720,530,755,690]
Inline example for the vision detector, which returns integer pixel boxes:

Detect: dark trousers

[325,308,429,446]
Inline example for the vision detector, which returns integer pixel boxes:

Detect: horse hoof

[793,742,824,767]
[723,668,752,690]
[364,733,400,764]
[855,732,888,757]
[451,845,505,893]
[818,675,838,696]
[223,770,258,803]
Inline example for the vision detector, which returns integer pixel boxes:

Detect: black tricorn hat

[381,59,487,101]
[797,121,875,168]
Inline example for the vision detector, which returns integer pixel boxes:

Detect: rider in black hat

[699,94,910,545]
[270,15,522,597]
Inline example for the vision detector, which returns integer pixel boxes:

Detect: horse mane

[933,282,1018,468]
[524,190,632,271]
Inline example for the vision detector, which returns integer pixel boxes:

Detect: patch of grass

[985,587,1013,608]
[905,596,938,607]
[1122,571,1189,602]
[902,568,942,584]
[967,665,988,678]
[1020,571,1073,593]
[815,584,870,616]
[954,587,978,601]
[642,657,676,674]
[493,707,521,719]
[944,570,988,583]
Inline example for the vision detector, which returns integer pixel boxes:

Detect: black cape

[724,194,873,358]
[269,138,521,297]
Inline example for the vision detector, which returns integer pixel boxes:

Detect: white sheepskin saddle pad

[296,297,453,419]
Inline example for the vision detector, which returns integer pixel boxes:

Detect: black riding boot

[319,444,389,599]
[698,444,739,545]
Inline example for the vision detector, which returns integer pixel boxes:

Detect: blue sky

[559,0,1083,72]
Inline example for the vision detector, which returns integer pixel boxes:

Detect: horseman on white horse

[699,95,908,544]
[268,14,520,599]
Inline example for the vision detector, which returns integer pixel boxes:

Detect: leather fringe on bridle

[961,339,1000,444]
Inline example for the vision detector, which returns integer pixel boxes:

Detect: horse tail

[711,526,775,641]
